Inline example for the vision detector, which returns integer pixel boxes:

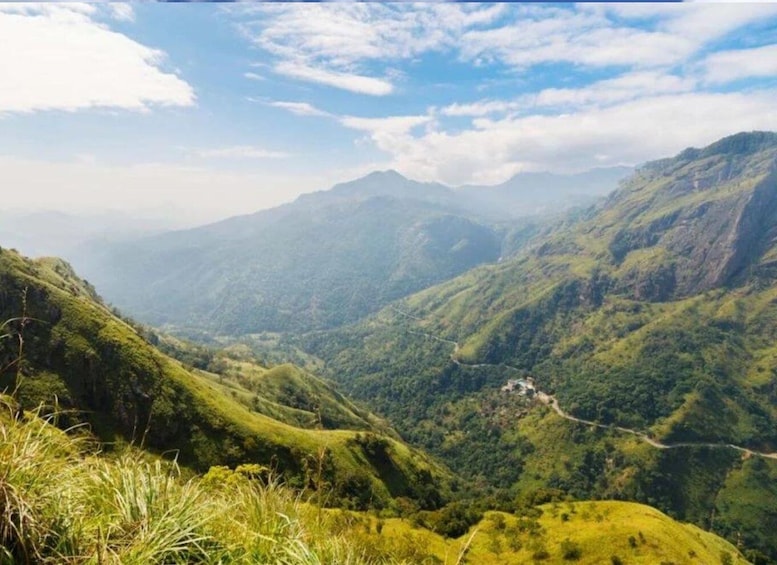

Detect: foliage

[0,400,750,564]
[415,501,483,538]
[0,398,400,563]
[305,133,777,558]
[0,248,453,512]
[76,182,503,334]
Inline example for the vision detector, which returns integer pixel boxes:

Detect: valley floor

[392,306,777,460]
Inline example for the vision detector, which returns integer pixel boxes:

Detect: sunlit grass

[0,394,752,565]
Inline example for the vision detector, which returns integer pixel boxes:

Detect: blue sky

[2,2,777,223]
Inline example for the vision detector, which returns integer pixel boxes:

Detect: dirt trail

[390,307,777,461]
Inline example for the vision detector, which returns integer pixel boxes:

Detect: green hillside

[0,247,451,511]
[304,132,777,561]
[73,172,504,334]
[404,501,748,564]
[70,167,628,336]
[140,332,389,434]
[0,400,748,564]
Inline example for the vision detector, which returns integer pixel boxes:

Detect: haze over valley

[2,3,777,564]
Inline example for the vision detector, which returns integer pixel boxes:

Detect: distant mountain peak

[329,169,454,204]
[333,169,411,192]
[364,169,407,180]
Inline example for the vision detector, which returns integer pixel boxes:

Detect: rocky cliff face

[601,134,777,300]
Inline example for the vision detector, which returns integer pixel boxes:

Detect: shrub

[561,538,582,560]
[422,502,483,538]
[532,548,550,560]
[489,513,506,531]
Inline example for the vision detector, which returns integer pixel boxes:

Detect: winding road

[389,306,777,461]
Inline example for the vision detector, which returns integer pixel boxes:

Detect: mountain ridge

[71,176,504,334]
[304,131,777,560]
[456,166,633,218]
[0,246,453,510]
[70,163,632,334]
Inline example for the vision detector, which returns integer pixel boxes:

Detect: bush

[561,538,582,560]
[421,501,483,538]
[532,548,550,560]
[490,513,506,530]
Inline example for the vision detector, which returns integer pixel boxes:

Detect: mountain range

[72,167,629,334]
[456,166,632,218]
[3,132,775,561]
[300,131,777,562]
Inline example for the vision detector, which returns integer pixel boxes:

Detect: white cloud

[274,61,393,96]
[659,4,777,43]
[440,100,520,118]
[340,115,430,134]
[238,3,777,97]
[0,4,194,114]
[355,90,777,186]
[440,71,697,117]
[197,146,290,159]
[246,4,498,65]
[238,4,507,95]
[248,3,695,79]
[531,71,696,108]
[243,72,265,81]
[0,3,96,17]
[268,101,332,118]
[460,9,696,69]
[108,3,134,23]
[338,115,434,170]
[602,3,777,44]
[702,44,777,84]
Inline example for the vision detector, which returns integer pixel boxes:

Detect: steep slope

[136,330,386,433]
[73,171,502,334]
[306,131,777,559]
[0,247,452,510]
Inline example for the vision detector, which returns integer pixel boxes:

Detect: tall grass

[0,395,425,564]
[0,397,86,563]
[1,395,745,564]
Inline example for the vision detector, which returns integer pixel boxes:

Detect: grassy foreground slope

[0,247,450,510]
[0,399,748,564]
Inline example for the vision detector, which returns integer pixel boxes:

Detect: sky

[2,2,777,224]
